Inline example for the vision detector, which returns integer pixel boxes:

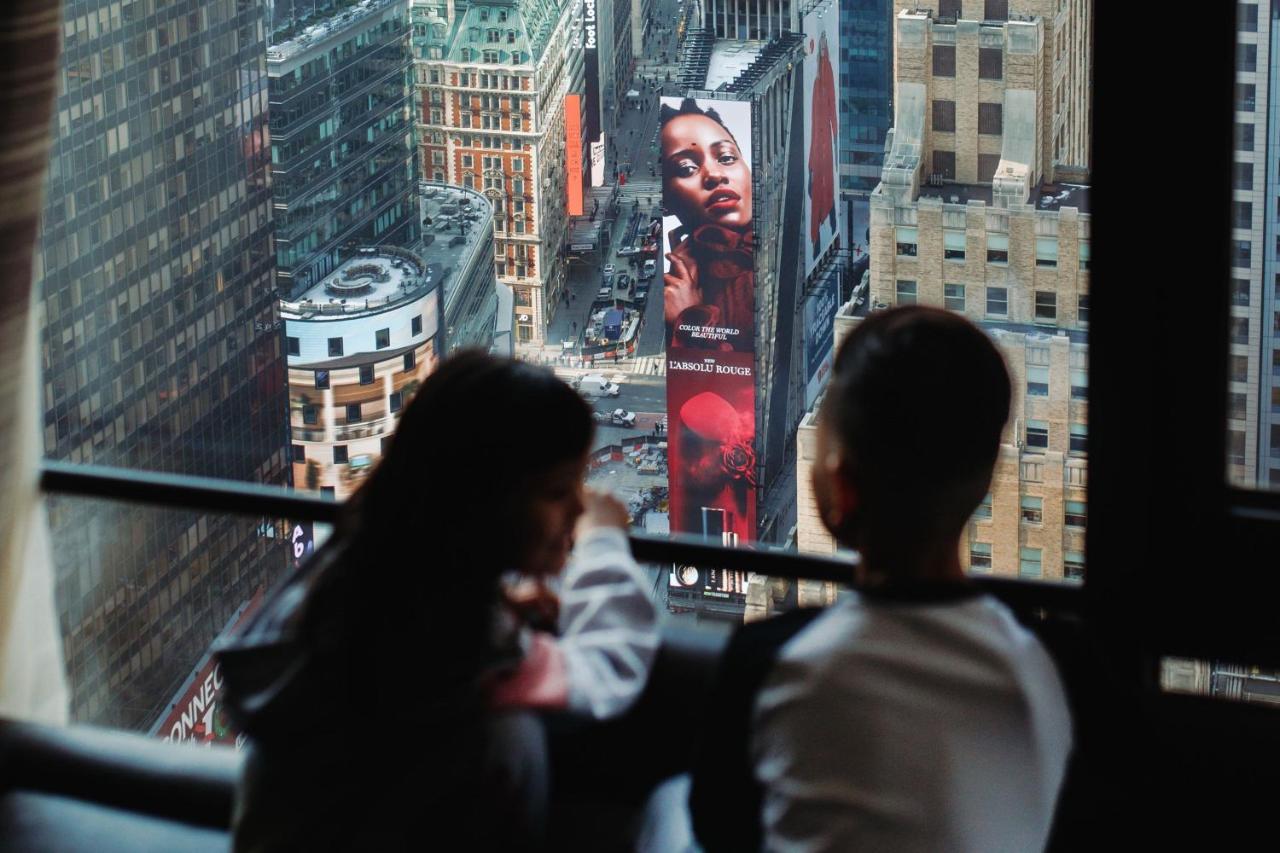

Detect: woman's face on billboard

[661,113,753,231]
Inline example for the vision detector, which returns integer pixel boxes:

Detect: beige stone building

[794,1,1091,582]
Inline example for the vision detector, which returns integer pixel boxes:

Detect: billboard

[803,268,839,410]
[565,93,584,216]
[660,94,757,555]
[802,0,841,276]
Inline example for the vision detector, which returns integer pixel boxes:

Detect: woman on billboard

[659,98,754,352]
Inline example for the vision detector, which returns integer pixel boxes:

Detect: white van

[576,374,621,397]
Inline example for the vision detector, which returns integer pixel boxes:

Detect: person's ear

[818,447,860,540]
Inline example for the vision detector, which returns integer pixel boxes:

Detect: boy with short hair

[690,306,1072,852]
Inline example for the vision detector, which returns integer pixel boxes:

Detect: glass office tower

[37,0,290,729]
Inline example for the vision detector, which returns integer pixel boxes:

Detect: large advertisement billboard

[802,0,841,276]
[565,93,584,216]
[803,268,839,410]
[660,95,757,550]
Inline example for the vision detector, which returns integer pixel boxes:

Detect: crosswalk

[627,354,667,376]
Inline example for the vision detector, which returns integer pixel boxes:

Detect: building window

[1233,201,1253,230]
[1070,423,1087,455]
[1237,82,1257,111]
[404,350,416,372]
[291,444,305,463]
[376,328,390,349]
[943,230,965,261]
[986,235,1008,264]
[933,45,956,77]
[346,403,361,423]
[1027,366,1050,397]
[933,150,956,180]
[1079,241,1091,271]
[975,492,993,519]
[359,364,375,385]
[1230,354,1249,383]
[896,226,918,256]
[1064,552,1085,582]
[984,0,1009,20]
[978,48,1003,80]
[1077,294,1090,324]
[1229,391,1248,420]
[320,486,336,498]
[986,286,1008,316]
[1231,317,1249,344]
[333,445,348,464]
[1026,419,1049,449]
[1035,237,1058,267]
[1235,122,1255,151]
[327,337,343,357]
[1232,278,1250,307]
[978,153,1000,183]
[970,542,993,571]
[978,102,1002,135]
[1034,291,1057,323]
[314,370,330,390]
[1021,496,1043,524]
[303,405,318,425]
[412,315,423,335]
[939,0,961,19]
[945,283,966,312]
[1239,43,1258,73]
[286,336,301,357]
[1241,4,1259,31]
[1071,366,1088,400]
[1019,547,1042,579]
[1229,430,1246,465]
[896,280,917,306]
[1234,162,1254,190]
[1233,239,1252,268]
[390,391,404,412]
[932,99,956,132]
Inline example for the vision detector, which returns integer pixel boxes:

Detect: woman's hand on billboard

[664,252,700,325]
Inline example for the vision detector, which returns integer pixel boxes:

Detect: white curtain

[0,0,69,723]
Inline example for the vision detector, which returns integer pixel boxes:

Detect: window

[376,328,390,349]
[303,405,318,425]
[327,337,343,357]
[404,350,416,372]
[359,364,375,385]
[314,370,330,390]
[1232,278,1251,306]
[1240,3,1259,31]
[346,403,361,423]
[1231,317,1250,344]
[1027,366,1050,397]
[1026,420,1049,449]
[896,280,917,305]
[1234,162,1254,190]
[390,391,404,412]
[287,336,300,356]
[1239,43,1258,73]
[896,226,918,257]
[1071,366,1088,400]
[933,45,956,77]
[1230,354,1249,383]
[333,445,348,464]
[1237,82,1257,111]
[975,493,993,519]
[939,0,962,19]
[1234,202,1253,229]
[1229,429,1246,465]
[412,315,423,335]
[969,542,993,571]
[933,99,956,132]
[1235,122,1255,151]
[945,283,966,312]
[1036,238,1059,268]
[1019,547,1042,579]
[986,286,1008,316]
[1229,391,1248,420]
[943,230,966,261]
[978,102,1003,135]
[984,0,1009,20]
[1035,292,1057,323]
[1079,241,1091,271]
[320,486,336,499]
[978,153,1000,183]
[1055,554,1083,588]
[1233,239,1252,268]
[1070,423,1087,455]
[933,150,956,180]
[987,234,1009,264]
[291,444,305,463]
[1021,496,1043,524]
[1077,294,1090,324]
[979,48,1003,80]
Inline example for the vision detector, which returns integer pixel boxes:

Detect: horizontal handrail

[36,460,1083,608]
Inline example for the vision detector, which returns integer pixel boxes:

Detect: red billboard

[660,95,757,554]
[565,94,584,216]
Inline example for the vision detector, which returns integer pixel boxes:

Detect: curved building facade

[418,181,502,353]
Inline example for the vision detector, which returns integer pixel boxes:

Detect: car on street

[635,284,650,302]
[577,374,621,398]
[602,263,616,278]
[617,245,640,257]
[604,409,637,427]
[641,259,656,280]
[596,285,613,300]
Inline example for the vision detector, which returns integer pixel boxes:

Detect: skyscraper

[267,0,420,299]
[837,0,893,248]
[38,0,290,727]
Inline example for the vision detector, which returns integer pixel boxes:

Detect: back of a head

[823,306,1011,539]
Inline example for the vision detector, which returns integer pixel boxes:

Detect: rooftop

[917,180,1091,214]
[280,246,436,319]
[267,0,404,64]
[705,40,765,90]
[418,182,494,312]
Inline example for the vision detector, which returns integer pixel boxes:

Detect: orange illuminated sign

[565,94,584,216]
